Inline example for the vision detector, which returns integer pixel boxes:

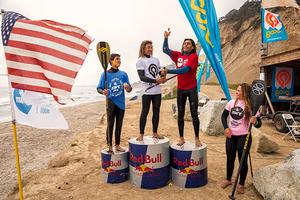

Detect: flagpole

[1,10,24,200]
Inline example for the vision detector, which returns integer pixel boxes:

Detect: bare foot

[221,180,232,189]
[177,138,185,146]
[107,146,113,154]
[115,145,125,152]
[195,139,202,147]
[237,184,245,194]
[152,133,164,139]
[136,135,144,141]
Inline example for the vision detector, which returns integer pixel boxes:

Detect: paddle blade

[250,80,266,115]
[96,41,110,70]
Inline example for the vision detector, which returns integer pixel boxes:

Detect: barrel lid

[170,141,207,151]
[128,136,169,145]
[101,147,129,155]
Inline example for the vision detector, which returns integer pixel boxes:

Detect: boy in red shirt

[161,29,201,147]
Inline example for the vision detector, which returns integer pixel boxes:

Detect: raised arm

[162,28,173,56]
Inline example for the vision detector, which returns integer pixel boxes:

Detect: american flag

[1,11,92,101]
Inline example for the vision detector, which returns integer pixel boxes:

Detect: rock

[253,149,300,200]
[252,127,279,153]
[199,100,227,136]
[162,86,176,99]
[172,102,193,121]
[198,93,209,107]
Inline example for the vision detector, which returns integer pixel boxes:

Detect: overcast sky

[0,0,247,87]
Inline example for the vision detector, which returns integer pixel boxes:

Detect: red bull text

[173,157,204,167]
[130,153,162,164]
[102,160,122,168]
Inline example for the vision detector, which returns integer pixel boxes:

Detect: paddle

[229,80,265,200]
[96,41,111,147]
[145,75,177,92]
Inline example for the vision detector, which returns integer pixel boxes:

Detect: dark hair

[138,40,152,58]
[109,53,120,65]
[181,38,196,54]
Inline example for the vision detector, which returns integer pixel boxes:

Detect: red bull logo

[130,153,162,164]
[102,160,122,168]
[179,167,199,175]
[135,164,154,173]
[103,167,115,173]
[173,157,204,167]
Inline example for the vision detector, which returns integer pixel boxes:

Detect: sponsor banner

[271,67,294,102]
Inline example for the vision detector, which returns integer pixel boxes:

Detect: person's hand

[250,116,257,125]
[164,28,171,38]
[161,77,167,84]
[224,128,231,138]
[103,89,109,96]
[156,77,165,84]
[124,83,130,91]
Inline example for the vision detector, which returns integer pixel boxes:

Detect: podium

[128,136,170,189]
[170,141,207,188]
[101,148,129,184]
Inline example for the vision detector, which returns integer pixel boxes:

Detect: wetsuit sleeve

[167,66,190,74]
[137,70,157,83]
[163,38,173,56]
[221,109,229,129]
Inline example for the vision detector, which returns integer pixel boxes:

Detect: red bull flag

[261,0,300,9]
[1,11,92,102]
[179,0,231,100]
[262,8,288,43]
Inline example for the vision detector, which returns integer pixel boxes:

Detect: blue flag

[262,8,288,43]
[179,0,231,100]
[205,58,211,81]
[196,48,206,92]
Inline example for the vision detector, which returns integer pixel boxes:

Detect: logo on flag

[262,9,288,43]
[271,67,294,102]
[12,88,69,129]
[1,11,92,102]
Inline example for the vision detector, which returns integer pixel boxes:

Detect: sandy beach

[0,101,105,199]
[2,85,300,200]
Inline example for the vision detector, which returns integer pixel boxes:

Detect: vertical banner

[196,49,206,93]
[179,0,231,100]
[262,8,288,43]
[205,59,211,81]
[271,67,294,102]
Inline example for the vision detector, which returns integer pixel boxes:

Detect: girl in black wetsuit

[136,40,166,141]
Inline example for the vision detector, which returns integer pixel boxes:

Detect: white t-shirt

[136,56,161,95]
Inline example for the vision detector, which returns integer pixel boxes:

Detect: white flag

[262,0,300,9]
[11,88,69,129]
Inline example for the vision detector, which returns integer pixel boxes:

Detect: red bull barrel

[101,148,129,184]
[128,136,170,189]
[170,141,207,188]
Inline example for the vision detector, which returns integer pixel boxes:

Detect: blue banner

[196,49,206,92]
[271,67,294,102]
[179,0,231,100]
[205,58,211,81]
[262,8,288,43]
